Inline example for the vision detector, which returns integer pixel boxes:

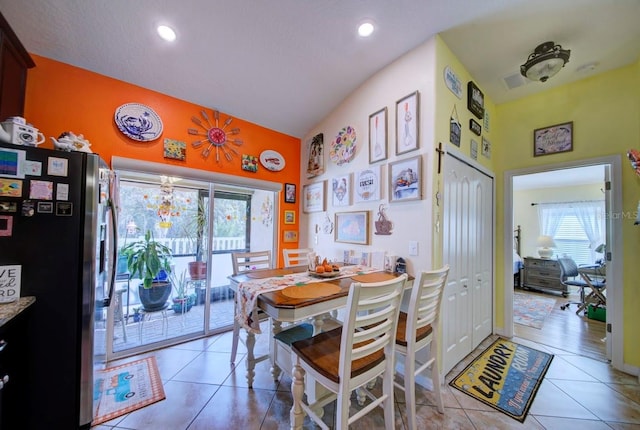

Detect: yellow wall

[494,61,640,366]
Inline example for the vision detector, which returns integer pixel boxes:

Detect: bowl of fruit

[310,258,341,278]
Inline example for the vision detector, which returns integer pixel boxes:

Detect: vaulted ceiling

[1,0,638,138]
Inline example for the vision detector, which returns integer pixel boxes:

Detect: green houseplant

[169,269,196,313]
[121,230,173,311]
[184,198,208,280]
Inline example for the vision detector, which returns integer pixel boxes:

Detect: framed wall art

[534,121,573,156]
[331,174,351,207]
[389,155,422,203]
[306,133,324,178]
[283,230,299,243]
[467,81,484,119]
[335,211,370,245]
[302,180,326,213]
[469,118,481,136]
[284,210,295,224]
[354,165,382,203]
[284,183,296,203]
[395,91,420,155]
[369,107,387,163]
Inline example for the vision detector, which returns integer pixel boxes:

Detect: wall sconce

[520,41,571,83]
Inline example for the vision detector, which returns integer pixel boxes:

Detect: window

[554,215,591,265]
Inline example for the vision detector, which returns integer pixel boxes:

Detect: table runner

[235,265,378,333]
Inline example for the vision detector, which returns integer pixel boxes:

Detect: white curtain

[537,203,572,237]
[573,201,605,249]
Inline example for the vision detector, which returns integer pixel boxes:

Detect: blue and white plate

[114,103,163,141]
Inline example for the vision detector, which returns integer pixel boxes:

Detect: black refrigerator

[0,141,117,429]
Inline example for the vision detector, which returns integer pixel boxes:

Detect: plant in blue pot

[121,230,173,311]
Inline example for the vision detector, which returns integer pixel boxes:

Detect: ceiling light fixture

[157,25,177,42]
[520,41,570,83]
[358,22,375,37]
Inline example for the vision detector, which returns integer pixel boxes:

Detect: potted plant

[184,199,208,280]
[121,230,173,311]
[169,269,195,314]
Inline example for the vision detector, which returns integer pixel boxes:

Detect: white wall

[299,38,437,274]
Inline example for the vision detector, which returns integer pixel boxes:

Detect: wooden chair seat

[395,311,432,347]
[292,327,384,384]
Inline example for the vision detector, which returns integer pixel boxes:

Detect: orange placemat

[350,272,396,283]
[281,282,341,299]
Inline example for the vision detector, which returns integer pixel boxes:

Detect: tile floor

[92,330,640,429]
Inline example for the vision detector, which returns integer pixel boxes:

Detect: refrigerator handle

[103,198,118,307]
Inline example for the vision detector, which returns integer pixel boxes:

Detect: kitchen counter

[0,297,35,328]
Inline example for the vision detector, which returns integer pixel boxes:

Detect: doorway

[504,155,623,370]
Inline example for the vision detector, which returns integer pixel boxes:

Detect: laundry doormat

[449,338,553,422]
[93,356,166,425]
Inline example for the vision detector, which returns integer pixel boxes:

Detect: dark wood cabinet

[0,12,35,120]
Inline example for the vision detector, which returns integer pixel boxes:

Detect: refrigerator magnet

[47,157,68,177]
[29,180,53,200]
[56,183,69,201]
[37,201,53,213]
[56,202,73,216]
[0,179,22,197]
[0,264,20,301]
[24,160,42,176]
[22,200,35,217]
[0,215,12,236]
[0,201,17,213]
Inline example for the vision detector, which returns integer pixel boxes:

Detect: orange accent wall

[22,54,302,261]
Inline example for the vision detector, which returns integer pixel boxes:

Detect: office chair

[558,257,605,315]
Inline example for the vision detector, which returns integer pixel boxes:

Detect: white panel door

[442,154,493,375]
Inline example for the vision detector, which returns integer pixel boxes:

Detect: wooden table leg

[245,330,256,388]
[291,362,305,430]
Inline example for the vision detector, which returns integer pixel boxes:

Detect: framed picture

[353,165,382,203]
[389,155,422,203]
[335,211,370,245]
[306,133,324,178]
[369,107,387,163]
[534,121,573,156]
[283,230,298,243]
[302,180,326,213]
[467,81,484,119]
[395,91,420,155]
[284,183,296,203]
[284,210,295,224]
[469,118,481,136]
[331,174,351,207]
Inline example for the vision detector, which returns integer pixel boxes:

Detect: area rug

[93,356,166,425]
[449,337,553,422]
[513,292,556,329]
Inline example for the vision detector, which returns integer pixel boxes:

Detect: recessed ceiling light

[157,25,176,42]
[358,22,374,37]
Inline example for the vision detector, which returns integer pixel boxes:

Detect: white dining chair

[282,248,313,268]
[394,265,449,429]
[289,273,407,430]
[230,250,272,366]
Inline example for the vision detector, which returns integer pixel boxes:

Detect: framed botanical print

[302,180,326,213]
[389,155,422,203]
[369,107,387,163]
[396,91,420,155]
[335,211,370,245]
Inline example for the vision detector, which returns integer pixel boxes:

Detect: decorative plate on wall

[259,150,285,171]
[330,126,356,165]
[114,103,163,141]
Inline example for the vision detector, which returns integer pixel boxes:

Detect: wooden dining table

[228,266,412,388]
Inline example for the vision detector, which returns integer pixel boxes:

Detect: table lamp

[536,235,556,258]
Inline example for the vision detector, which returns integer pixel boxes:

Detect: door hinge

[605,181,611,191]
[607,323,612,333]
[606,251,612,262]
